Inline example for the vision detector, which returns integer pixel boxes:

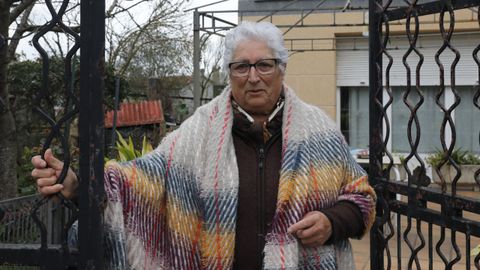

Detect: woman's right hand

[31,148,78,199]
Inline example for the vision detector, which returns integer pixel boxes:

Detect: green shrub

[473,244,480,256]
[16,147,37,196]
[426,148,480,167]
[110,131,153,162]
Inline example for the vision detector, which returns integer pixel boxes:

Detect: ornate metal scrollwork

[29,0,80,267]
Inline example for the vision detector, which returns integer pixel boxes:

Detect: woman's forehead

[233,40,274,60]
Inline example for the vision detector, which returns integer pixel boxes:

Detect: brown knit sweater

[232,109,365,270]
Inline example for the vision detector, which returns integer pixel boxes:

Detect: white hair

[222,21,288,74]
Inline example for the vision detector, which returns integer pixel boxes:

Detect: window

[391,86,443,153]
[455,86,480,154]
[341,86,451,153]
[340,87,369,149]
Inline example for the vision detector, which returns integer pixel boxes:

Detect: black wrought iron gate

[0,0,105,269]
[369,0,480,269]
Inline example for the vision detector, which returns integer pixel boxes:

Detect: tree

[0,0,191,200]
[106,0,192,103]
[0,0,36,200]
[198,35,227,101]
[106,0,191,77]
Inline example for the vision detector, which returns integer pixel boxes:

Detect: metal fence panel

[369,0,480,269]
[0,0,105,268]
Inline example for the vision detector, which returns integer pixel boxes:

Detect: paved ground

[351,187,479,269]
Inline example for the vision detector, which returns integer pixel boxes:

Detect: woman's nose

[247,66,260,83]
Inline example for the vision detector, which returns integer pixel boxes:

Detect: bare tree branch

[7,2,34,60]
[106,0,150,19]
[200,36,223,98]
[65,2,80,16]
[106,23,116,65]
[53,31,64,58]
[9,0,36,25]
[41,35,59,58]
[106,0,119,18]
[110,4,169,75]
[22,24,80,33]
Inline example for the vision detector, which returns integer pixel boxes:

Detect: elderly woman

[32,21,375,269]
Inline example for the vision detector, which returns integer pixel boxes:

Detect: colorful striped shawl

[103,86,376,270]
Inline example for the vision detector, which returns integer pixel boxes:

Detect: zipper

[257,146,265,269]
[232,126,281,270]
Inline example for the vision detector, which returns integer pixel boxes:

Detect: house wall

[240,8,479,121]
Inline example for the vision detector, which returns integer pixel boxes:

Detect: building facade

[237,0,479,155]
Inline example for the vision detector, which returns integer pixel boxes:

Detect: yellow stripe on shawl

[200,232,235,263]
[343,175,373,194]
[166,198,202,241]
[106,160,165,211]
[277,162,344,204]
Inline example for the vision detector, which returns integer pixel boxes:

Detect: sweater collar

[231,93,284,144]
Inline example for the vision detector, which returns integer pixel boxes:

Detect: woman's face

[229,40,284,116]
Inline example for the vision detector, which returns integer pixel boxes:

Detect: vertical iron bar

[193,9,201,111]
[466,233,471,270]
[369,0,384,268]
[397,215,401,269]
[429,223,433,270]
[368,1,384,189]
[79,0,105,269]
[111,76,120,157]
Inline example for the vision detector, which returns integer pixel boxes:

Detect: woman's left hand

[287,211,332,247]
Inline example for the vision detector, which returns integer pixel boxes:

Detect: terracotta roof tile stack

[105,100,164,128]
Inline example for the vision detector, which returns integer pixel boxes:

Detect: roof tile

[105,100,164,128]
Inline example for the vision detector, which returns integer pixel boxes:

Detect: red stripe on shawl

[309,164,322,203]
[163,134,180,267]
[307,166,323,268]
[209,104,219,127]
[149,211,161,268]
[280,235,285,270]
[281,94,293,160]
[124,161,136,217]
[301,247,308,267]
[189,220,203,270]
[125,161,151,270]
[165,133,180,180]
[344,175,367,193]
[315,246,323,266]
[213,101,231,269]
[142,134,179,268]
[279,89,293,268]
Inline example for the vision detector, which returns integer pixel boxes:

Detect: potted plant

[426,148,480,191]
[396,155,407,180]
[473,244,480,257]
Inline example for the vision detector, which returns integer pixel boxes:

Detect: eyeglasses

[228,58,279,77]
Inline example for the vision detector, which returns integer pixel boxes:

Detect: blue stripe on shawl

[203,192,238,232]
[282,131,348,172]
[134,153,203,215]
[298,247,336,270]
[123,152,238,232]
[134,152,168,179]
[165,165,202,212]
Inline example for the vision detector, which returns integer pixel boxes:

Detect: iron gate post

[79,0,106,269]
[369,0,384,269]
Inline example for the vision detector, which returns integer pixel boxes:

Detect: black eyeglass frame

[228,58,280,77]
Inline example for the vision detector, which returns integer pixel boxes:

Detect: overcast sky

[186,0,238,14]
[185,0,239,27]
[14,0,238,59]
